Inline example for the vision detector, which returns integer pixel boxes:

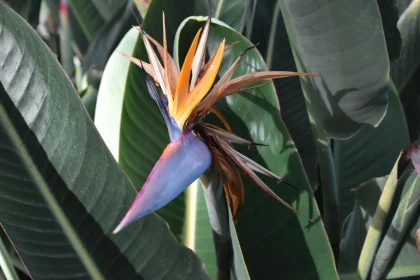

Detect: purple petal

[114,130,212,233]
[408,141,420,175]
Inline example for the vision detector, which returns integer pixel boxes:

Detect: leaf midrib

[0,104,104,280]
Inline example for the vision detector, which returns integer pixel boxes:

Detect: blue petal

[114,130,211,233]
[144,72,181,141]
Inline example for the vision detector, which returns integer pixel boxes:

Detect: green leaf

[398,0,413,15]
[279,0,389,139]
[228,210,250,280]
[340,169,420,279]
[212,0,248,32]
[392,0,420,92]
[192,169,250,280]
[0,0,41,28]
[334,81,409,227]
[0,3,209,279]
[68,0,106,41]
[356,153,402,279]
[371,174,420,279]
[0,236,19,280]
[378,0,402,61]
[400,67,420,142]
[183,180,217,278]
[82,2,139,72]
[59,1,74,74]
[81,86,98,119]
[90,0,127,22]
[175,16,338,279]
[247,0,318,188]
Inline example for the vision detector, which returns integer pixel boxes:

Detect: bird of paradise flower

[113,13,315,234]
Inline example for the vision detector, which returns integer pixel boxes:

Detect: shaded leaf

[1,0,41,28]
[279,0,389,139]
[334,82,409,227]
[68,0,106,41]
[82,1,140,72]
[90,0,127,21]
[341,170,420,279]
[377,0,402,61]
[399,67,420,142]
[81,86,98,119]
[357,152,403,279]
[392,0,420,92]
[371,175,420,279]
[246,0,318,188]
[0,3,209,279]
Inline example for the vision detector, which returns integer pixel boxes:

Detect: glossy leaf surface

[0,4,209,279]
[279,0,389,139]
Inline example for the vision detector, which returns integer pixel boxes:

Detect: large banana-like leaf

[0,3,209,279]
[246,0,318,188]
[392,0,420,92]
[278,0,389,139]
[393,0,420,141]
[244,0,341,248]
[174,16,338,279]
[377,0,402,61]
[400,67,420,142]
[210,0,248,31]
[334,82,409,226]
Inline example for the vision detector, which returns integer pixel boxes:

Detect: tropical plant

[0,0,420,279]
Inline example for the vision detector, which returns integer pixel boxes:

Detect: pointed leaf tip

[114,131,212,232]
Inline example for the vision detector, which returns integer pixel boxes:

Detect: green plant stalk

[67,2,93,41]
[312,124,340,250]
[214,0,224,19]
[184,181,199,250]
[265,0,281,69]
[59,2,74,74]
[357,152,402,280]
[0,234,19,280]
[245,0,258,39]
[0,106,105,280]
[371,175,420,280]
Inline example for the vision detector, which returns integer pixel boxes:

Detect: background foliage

[0,0,420,279]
